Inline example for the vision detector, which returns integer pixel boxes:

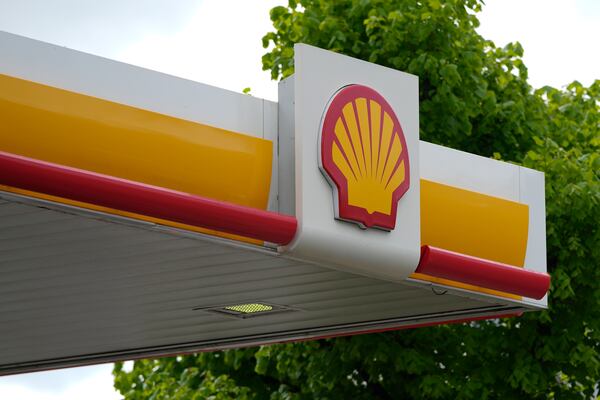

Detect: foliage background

[114,0,599,398]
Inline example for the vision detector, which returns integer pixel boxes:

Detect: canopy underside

[0,191,522,375]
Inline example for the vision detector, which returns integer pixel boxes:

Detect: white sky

[0,0,597,398]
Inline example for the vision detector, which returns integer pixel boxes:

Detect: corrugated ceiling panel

[0,193,517,372]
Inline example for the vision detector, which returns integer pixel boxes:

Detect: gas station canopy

[0,31,549,375]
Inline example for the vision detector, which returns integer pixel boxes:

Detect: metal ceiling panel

[0,191,522,374]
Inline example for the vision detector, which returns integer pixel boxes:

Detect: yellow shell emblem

[320,84,410,230]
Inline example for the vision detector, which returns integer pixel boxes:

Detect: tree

[114,1,600,398]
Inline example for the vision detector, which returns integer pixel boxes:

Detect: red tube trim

[416,246,550,300]
[0,151,297,245]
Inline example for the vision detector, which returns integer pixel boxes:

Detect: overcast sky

[0,0,597,399]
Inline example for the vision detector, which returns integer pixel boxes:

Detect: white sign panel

[280,44,420,282]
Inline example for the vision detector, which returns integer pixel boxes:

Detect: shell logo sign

[320,84,410,231]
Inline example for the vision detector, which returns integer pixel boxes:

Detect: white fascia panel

[519,166,548,307]
[263,99,280,212]
[419,141,520,201]
[0,31,265,138]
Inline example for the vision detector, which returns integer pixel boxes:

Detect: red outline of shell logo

[319,84,410,231]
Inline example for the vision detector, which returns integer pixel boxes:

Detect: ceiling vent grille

[196,302,295,319]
